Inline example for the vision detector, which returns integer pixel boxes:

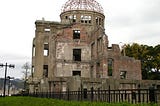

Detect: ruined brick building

[28,0,157,93]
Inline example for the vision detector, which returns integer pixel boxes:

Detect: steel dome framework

[61,0,104,14]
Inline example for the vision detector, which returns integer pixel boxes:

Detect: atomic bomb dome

[29,0,143,96]
[61,0,104,14]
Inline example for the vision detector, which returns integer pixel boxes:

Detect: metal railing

[26,88,160,104]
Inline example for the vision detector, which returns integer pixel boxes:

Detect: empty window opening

[44,50,48,56]
[44,28,50,32]
[108,47,112,50]
[69,15,76,22]
[88,16,91,20]
[69,15,73,19]
[157,85,160,90]
[73,15,76,19]
[32,66,34,77]
[81,15,91,24]
[73,30,80,39]
[73,49,81,61]
[32,66,35,73]
[96,17,98,25]
[81,15,91,20]
[65,16,68,19]
[44,43,49,56]
[96,62,101,78]
[91,42,95,58]
[102,19,104,25]
[99,18,101,25]
[72,71,81,76]
[91,66,94,78]
[97,38,102,52]
[43,65,48,77]
[81,20,84,23]
[120,71,127,79]
[73,19,76,23]
[33,44,36,56]
[108,58,113,76]
[83,88,88,99]
[81,15,84,23]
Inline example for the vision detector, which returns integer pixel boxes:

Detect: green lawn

[0,96,158,106]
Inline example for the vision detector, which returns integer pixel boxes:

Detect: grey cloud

[138,0,160,24]
[107,0,160,47]
[0,52,31,78]
[107,0,160,28]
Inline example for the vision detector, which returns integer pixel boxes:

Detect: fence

[28,88,160,104]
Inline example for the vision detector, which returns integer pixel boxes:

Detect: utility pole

[0,63,15,97]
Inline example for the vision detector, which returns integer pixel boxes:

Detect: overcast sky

[0,0,160,79]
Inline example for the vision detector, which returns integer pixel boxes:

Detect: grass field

[0,96,158,106]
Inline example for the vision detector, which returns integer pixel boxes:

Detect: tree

[152,45,160,72]
[22,62,31,89]
[122,43,160,80]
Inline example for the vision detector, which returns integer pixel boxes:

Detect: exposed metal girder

[61,0,104,14]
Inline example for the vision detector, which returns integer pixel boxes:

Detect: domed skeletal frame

[61,0,104,14]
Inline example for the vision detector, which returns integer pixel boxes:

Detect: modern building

[28,0,146,93]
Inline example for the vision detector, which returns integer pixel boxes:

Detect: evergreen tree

[122,43,160,80]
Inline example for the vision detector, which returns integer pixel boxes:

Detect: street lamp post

[0,63,15,97]
[7,76,14,96]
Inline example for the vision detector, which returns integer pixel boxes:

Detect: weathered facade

[29,0,145,93]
